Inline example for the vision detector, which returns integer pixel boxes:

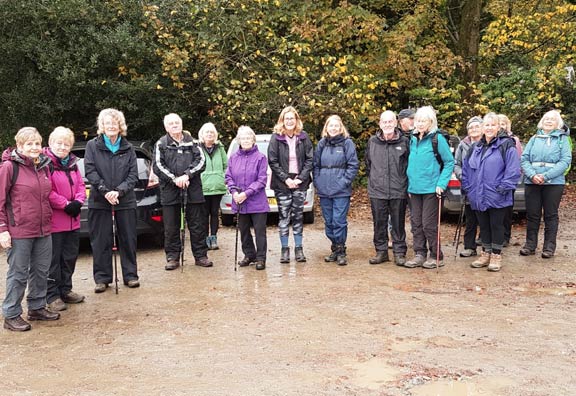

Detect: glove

[64,200,83,217]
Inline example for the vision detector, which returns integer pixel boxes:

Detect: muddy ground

[0,198,575,396]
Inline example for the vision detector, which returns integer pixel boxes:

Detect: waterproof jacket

[44,148,86,233]
[153,132,206,205]
[313,135,359,198]
[453,136,475,181]
[0,148,53,238]
[84,135,138,210]
[407,129,454,194]
[521,128,572,185]
[365,130,409,200]
[225,145,270,214]
[462,135,521,212]
[200,142,228,196]
[268,132,314,192]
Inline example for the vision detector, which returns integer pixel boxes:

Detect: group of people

[0,104,571,332]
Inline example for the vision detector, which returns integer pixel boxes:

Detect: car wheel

[221,214,235,226]
[303,211,314,224]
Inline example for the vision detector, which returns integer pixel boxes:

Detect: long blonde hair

[273,106,303,135]
[321,115,349,138]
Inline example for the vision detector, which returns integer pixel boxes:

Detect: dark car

[71,140,164,245]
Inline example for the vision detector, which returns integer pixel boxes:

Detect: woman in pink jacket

[44,127,86,311]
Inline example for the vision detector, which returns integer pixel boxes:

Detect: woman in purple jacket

[225,126,270,270]
[44,127,87,311]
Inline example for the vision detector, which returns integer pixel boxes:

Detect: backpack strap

[6,162,19,227]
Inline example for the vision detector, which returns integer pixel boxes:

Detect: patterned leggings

[275,189,306,238]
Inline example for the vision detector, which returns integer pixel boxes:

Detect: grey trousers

[2,236,52,319]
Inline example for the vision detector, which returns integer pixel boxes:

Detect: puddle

[348,358,401,390]
[411,376,517,396]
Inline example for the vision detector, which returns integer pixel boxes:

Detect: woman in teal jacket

[405,106,454,269]
[198,123,228,250]
[520,110,572,258]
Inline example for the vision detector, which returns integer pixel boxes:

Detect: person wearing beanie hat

[454,116,483,258]
[397,109,415,138]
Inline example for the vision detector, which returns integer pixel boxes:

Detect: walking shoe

[459,249,477,258]
[369,251,389,265]
[404,254,426,268]
[519,247,535,256]
[195,257,213,267]
[211,235,219,250]
[541,251,554,259]
[487,253,502,272]
[3,316,31,332]
[423,259,444,269]
[255,261,266,270]
[238,257,255,267]
[125,279,140,288]
[206,236,213,250]
[47,298,67,312]
[324,245,338,262]
[336,245,347,266]
[62,291,85,304]
[94,283,108,293]
[394,254,406,266]
[165,259,180,271]
[280,247,290,264]
[471,251,491,268]
[294,246,307,262]
[27,308,60,321]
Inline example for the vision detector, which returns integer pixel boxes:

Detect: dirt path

[0,213,575,395]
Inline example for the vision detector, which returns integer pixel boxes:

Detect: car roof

[72,140,153,156]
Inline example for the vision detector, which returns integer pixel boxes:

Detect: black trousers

[164,203,208,261]
[524,184,564,253]
[89,208,138,284]
[204,194,223,236]
[476,207,507,253]
[370,198,407,255]
[409,193,443,260]
[463,204,479,250]
[47,230,80,303]
[238,212,267,262]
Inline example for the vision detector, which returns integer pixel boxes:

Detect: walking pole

[436,194,442,273]
[234,199,242,272]
[181,188,187,273]
[111,206,119,294]
[453,201,465,261]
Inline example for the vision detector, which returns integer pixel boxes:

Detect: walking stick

[453,201,465,261]
[234,199,242,272]
[436,194,442,273]
[181,188,187,273]
[111,206,119,294]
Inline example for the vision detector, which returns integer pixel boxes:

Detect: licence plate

[268,197,277,205]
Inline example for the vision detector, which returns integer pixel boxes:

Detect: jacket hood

[536,128,566,138]
[376,129,402,144]
[43,147,80,170]
[274,131,308,142]
[237,145,260,156]
[3,147,52,169]
[325,134,346,146]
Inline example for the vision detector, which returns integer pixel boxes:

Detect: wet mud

[0,215,575,396]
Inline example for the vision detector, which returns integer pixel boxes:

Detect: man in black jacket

[153,113,212,270]
[365,111,410,266]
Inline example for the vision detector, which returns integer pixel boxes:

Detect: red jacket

[44,148,86,233]
[0,148,53,238]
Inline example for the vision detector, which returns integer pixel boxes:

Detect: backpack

[431,129,460,170]
[559,124,573,176]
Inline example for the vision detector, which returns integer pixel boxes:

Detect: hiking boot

[62,291,85,304]
[459,249,477,258]
[295,247,307,262]
[238,257,254,267]
[255,261,266,270]
[471,251,491,268]
[94,283,108,293]
[280,247,290,264]
[211,235,219,250]
[324,245,338,262]
[3,316,31,332]
[541,251,554,259]
[369,251,389,265]
[404,254,426,268]
[423,258,444,269]
[206,236,213,250]
[394,254,406,266]
[519,247,535,256]
[195,257,213,267]
[27,308,60,321]
[165,259,180,271]
[487,253,502,272]
[336,245,347,266]
[125,279,140,288]
[47,298,67,312]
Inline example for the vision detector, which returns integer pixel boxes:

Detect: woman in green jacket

[198,123,228,250]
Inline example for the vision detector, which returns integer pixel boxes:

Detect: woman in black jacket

[85,108,140,293]
[268,106,313,263]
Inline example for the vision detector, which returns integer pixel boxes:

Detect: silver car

[219,134,315,226]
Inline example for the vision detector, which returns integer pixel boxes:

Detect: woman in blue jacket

[520,110,571,258]
[462,112,521,272]
[313,115,359,265]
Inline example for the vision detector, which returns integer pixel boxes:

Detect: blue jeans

[3,236,52,319]
[320,197,351,245]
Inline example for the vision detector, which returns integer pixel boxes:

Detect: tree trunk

[458,0,482,83]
